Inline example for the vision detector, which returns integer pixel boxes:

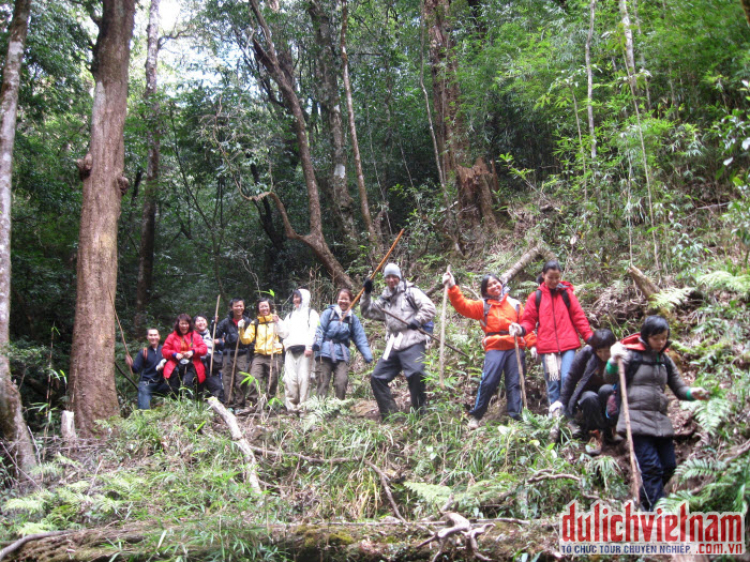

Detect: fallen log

[500,243,556,285]
[207,397,262,493]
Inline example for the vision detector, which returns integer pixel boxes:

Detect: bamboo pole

[209,295,220,377]
[438,265,450,389]
[380,308,468,358]
[514,337,527,409]
[347,229,404,315]
[114,308,137,384]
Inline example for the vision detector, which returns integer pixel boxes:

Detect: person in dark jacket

[162,314,208,395]
[313,288,373,400]
[214,299,253,409]
[510,260,593,410]
[607,316,709,510]
[127,328,169,410]
[443,271,537,428]
[555,329,617,454]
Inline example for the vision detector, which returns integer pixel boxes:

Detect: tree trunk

[340,0,381,256]
[0,0,36,475]
[308,0,359,251]
[742,0,750,27]
[69,0,137,437]
[135,0,162,334]
[247,0,353,288]
[585,0,597,161]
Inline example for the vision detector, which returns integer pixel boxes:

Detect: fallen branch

[207,397,262,493]
[0,530,75,561]
[500,243,556,285]
[417,512,494,562]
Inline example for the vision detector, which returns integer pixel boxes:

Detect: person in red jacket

[444,271,537,429]
[162,313,208,396]
[509,260,593,411]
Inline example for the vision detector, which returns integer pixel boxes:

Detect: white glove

[549,400,564,416]
[156,358,167,371]
[442,271,456,288]
[610,342,630,363]
[529,347,538,362]
[237,319,246,330]
[508,323,524,337]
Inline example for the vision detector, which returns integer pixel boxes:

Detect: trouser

[168,362,198,396]
[574,385,615,433]
[541,349,576,406]
[283,349,312,411]
[222,350,251,408]
[248,354,282,403]
[632,435,676,511]
[316,358,349,400]
[137,379,172,410]
[370,343,427,420]
[470,349,524,421]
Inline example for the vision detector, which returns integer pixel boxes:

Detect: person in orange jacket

[444,271,537,429]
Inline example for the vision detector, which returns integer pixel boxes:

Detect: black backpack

[535,288,571,311]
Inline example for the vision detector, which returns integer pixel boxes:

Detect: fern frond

[4,497,47,514]
[681,398,733,436]
[17,522,58,536]
[698,270,750,297]
[29,462,63,479]
[674,457,725,480]
[53,453,81,468]
[649,287,694,311]
[403,482,452,507]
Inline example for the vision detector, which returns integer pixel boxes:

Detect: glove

[610,342,630,363]
[407,320,421,331]
[508,323,524,337]
[363,279,373,294]
[529,347,538,362]
[156,359,167,371]
[549,400,564,416]
[690,387,710,400]
[238,319,246,330]
[442,271,456,288]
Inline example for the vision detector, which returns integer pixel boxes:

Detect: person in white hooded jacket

[277,288,319,412]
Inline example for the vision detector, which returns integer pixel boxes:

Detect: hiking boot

[568,421,583,440]
[585,430,602,456]
[467,416,480,430]
[549,425,561,442]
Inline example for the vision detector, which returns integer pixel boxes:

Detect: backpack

[479,298,521,335]
[404,288,435,334]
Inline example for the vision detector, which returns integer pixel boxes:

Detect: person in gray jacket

[360,263,437,420]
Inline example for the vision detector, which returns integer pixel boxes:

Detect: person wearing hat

[360,263,436,420]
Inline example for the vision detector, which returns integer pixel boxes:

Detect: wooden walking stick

[380,308,469,358]
[226,326,242,405]
[347,229,404,315]
[209,295,220,377]
[438,265,451,389]
[617,357,643,506]
[513,336,527,409]
[114,308,137,384]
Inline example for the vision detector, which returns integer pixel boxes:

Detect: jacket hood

[297,288,311,309]
[538,280,575,294]
[621,332,671,352]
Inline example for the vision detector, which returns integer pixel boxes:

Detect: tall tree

[247,0,353,287]
[0,0,36,474]
[68,0,137,436]
[134,0,162,333]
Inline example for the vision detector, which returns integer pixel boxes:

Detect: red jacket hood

[621,332,671,352]
[538,281,575,294]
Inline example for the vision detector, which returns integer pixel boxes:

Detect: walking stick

[226,327,242,405]
[513,336,527,409]
[438,265,450,389]
[346,229,404,316]
[617,358,642,506]
[209,295,220,377]
[114,308,137,383]
[380,308,469,358]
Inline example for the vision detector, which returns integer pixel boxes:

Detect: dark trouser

[317,358,349,399]
[168,362,198,396]
[137,379,172,410]
[200,375,225,403]
[223,350,251,408]
[248,354,282,403]
[575,384,615,433]
[632,435,676,511]
[370,342,427,420]
[470,349,524,421]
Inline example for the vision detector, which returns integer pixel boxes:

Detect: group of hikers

[127,259,710,510]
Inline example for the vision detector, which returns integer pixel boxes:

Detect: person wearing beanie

[360,263,436,420]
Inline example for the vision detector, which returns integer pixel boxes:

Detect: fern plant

[648,286,694,312]
[698,270,750,298]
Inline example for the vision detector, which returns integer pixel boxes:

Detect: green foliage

[648,287,694,312]
[699,270,750,298]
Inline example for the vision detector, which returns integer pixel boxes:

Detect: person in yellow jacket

[240,298,284,405]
